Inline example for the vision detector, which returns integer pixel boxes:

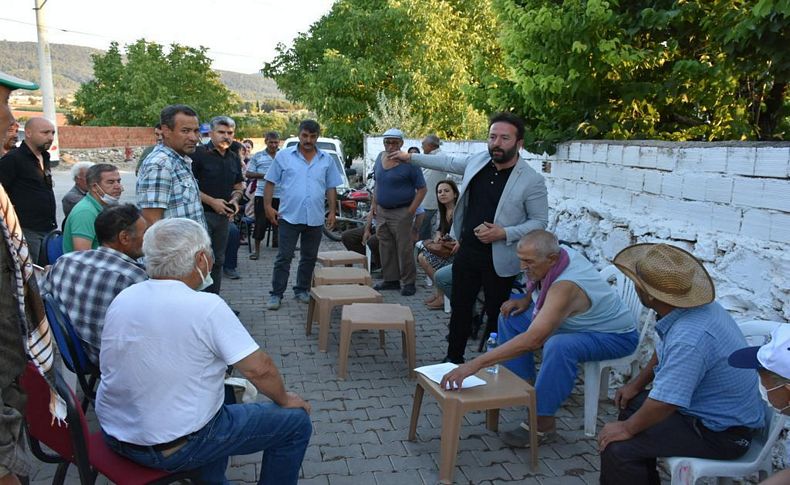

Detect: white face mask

[195,253,213,291]
[760,382,790,413]
[95,184,120,205]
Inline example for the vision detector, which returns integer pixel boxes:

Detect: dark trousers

[253,196,279,243]
[205,212,230,294]
[446,246,515,363]
[600,391,754,485]
[224,222,240,271]
[340,226,380,269]
[270,219,323,298]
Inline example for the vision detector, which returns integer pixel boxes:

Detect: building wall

[58,126,155,149]
[364,136,790,321]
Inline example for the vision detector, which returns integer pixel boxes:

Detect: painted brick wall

[58,126,155,149]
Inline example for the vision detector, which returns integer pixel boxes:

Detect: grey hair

[518,229,560,258]
[143,218,213,278]
[209,116,236,130]
[70,161,94,180]
[423,134,441,147]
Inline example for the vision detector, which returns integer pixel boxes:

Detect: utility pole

[34,0,60,163]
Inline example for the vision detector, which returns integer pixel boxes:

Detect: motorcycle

[322,185,372,241]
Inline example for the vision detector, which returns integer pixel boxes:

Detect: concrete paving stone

[344,397,383,411]
[225,463,257,482]
[352,417,394,433]
[301,458,350,478]
[455,437,489,452]
[379,395,414,408]
[312,399,347,412]
[417,468,443,485]
[328,409,369,422]
[473,448,522,466]
[543,455,596,476]
[389,454,438,471]
[337,379,370,391]
[311,431,342,446]
[373,469,424,485]
[502,462,552,481]
[328,471,376,485]
[303,444,323,462]
[321,444,365,460]
[297,475,330,485]
[313,421,355,434]
[458,463,511,483]
[323,390,361,401]
[347,455,394,474]
[537,476,586,485]
[362,441,408,458]
[336,430,380,445]
[401,437,442,456]
[581,452,601,471]
[366,406,406,420]
[550,440,597,459]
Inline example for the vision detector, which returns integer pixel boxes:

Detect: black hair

[95,204,142,245]
[160,104,198,130]
[298,119,320,134]
[85,163,118,186]
[488,112,526,141]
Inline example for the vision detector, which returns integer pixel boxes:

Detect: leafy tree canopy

[71,39,237,126]
[262,0,497,158]
[482,0,789,153]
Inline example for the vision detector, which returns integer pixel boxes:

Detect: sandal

[426,300,444,310]
[501,421,558,448]
[249,252,259,260]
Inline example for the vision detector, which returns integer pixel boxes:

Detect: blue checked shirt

[248,150,280,198]
[264,145,343,227]
[650,302,765,431]
[43,247,148,365]
[136,144,207,227]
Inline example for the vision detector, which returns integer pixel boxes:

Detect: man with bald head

[0,116,57,264]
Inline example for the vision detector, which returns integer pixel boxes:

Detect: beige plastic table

[312,267,372,287]
[316,250,367,267]
[338,303,416,379]
[306,285,382,352]
[408,367,538,484]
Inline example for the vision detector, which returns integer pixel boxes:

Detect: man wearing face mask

[190,116,244,294]
[62,163,123,253]
[388,112,549,364]
[597,243,764,485]
[44,204,148,366]
[96,218,311,484]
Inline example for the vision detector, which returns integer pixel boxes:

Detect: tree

[478,0,789,153]
[367,92,427,137]
[72,40,237,126]
[262,0,497,158]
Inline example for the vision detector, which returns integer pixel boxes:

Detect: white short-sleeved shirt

[95,279,259,445]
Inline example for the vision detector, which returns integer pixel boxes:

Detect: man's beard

[36,142,52,153]
[488,144,518,164]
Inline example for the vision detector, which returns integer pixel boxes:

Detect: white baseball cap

[729,325,790,379]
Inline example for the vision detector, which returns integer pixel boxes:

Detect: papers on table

[414,362,487,390]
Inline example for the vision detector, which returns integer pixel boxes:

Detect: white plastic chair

[665,403,786,484]
[583,265,650,436]
[737,320,784,347]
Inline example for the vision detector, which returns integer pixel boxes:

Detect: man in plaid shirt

[136,104,206,228]
[44,204,148,365]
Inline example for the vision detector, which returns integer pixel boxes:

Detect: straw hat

[613,243,714,308]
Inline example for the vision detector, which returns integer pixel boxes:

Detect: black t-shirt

[461,160,514,254]
[191,142,243,212]
[0,142,56,232]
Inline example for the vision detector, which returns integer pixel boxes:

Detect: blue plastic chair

[42,293,99,411]
[42,229,64,265]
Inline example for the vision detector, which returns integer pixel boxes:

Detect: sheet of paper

[414,362,487,390]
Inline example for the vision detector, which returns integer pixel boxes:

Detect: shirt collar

[97,246,145,269]
[654,307,685,339]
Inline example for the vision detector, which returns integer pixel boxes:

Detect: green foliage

[233,110,313,138]
[367,92,427,137]
[262,0,498,157]
[481,0,789,153]
[71,40,238,126]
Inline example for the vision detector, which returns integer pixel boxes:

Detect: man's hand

[500,297,531,317]
[440,362,478,391]
[598,421,633,452]
[474,222,506,244]
[613,381,643,410]
[281,391,312,414]
[209,197,234,216]
[265,205,279,225]
[362,226,372,245]
[386,150,411,163]
[228,199,240,218]
[450,240,460,255]
[326,211,336,230]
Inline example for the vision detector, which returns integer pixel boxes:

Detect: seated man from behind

[597,243,764,485]
[441,229,639,446]
[44,203,147,365]
[62,163,123,253]
[96,218,311,484]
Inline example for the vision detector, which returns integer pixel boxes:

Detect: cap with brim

[729,325,790,379]
[728,346,762,370]
[0,71,39,90]
[382,128,404,139]
[613,243,714,308]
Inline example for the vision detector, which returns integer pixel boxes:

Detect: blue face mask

[196,253,213,291]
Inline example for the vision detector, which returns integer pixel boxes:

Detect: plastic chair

[20,362,197,484]
[583,265,650,436]
[737,320,784,346]
[43,293,99,411]
[41,229,64,265]
[665,402,786,484]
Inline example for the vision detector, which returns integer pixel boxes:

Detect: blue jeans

[224,222,240,271]
[270,220,323,297]
[103,403,312,485]
[434,264,453,299]
[498,295,639,416]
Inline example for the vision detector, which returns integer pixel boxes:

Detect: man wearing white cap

[597,243,764,485]
[371,128,426,296]
[730,325,790,485]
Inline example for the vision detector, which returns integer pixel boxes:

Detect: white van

[283,136,349,189]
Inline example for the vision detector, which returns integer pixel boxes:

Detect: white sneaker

[267,295,282,310]
[424,276,433,288]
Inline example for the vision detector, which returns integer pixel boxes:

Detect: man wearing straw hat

[598,243,764,485]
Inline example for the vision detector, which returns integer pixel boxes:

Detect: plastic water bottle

[486,332,499,374]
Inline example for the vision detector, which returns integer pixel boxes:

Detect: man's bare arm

[233,349,310,413]
[141,208,164,226]
[71,237,92,252]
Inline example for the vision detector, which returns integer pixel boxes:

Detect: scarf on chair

[526,248,570,318]
[0,185,63,413]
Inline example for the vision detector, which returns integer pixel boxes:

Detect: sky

[1,0,336,73]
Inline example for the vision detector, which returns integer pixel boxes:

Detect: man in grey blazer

[390,112,549,363]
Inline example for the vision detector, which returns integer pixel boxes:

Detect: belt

[379,202,411,210]
[119,434,191,453]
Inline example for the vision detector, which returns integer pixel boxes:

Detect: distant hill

[0,40,283,101]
